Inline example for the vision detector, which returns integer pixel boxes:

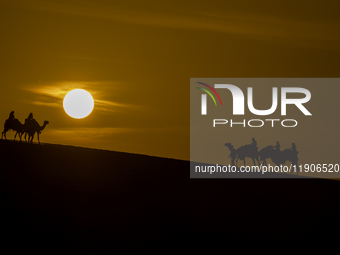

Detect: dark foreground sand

[0,140,339,252]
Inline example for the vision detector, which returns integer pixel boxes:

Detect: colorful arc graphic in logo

[196,82,222,106]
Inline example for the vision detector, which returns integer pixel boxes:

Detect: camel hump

[238,144,256,152]
[5,118,21,127]
[32,119,39,125]
[262,145,274,151]
[281,148,296,159]
[238,144,250,150]
[30,119,39,127]
[245,144,256,150]
[24,118,39,130]
[4,118,10,125]
[13,118,22,125]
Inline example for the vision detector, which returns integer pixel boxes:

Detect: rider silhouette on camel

[290,143,298,154]
[25,113,34,125]
[9,111,15,121]
[24,113,35,140]
[274,141,280,152]
[251,138,258,150]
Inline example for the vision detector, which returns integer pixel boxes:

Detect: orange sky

[1,0,340,160]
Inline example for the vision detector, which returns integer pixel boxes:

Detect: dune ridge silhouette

[0,140,339,252]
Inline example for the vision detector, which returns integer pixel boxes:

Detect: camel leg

[37,132,40,144]
[252,158,256,166]
[231,156,235,166]
[14,132,18,141]
[256,156,260,166]
[2,129,8,140]
[243,159,246,166]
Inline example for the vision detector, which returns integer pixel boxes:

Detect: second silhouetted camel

[25,120,49,144]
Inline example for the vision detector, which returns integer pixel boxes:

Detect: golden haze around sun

[63,89,94,119]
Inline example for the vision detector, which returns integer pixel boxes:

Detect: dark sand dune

[0,140,339,252]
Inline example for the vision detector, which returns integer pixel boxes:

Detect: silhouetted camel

[25,120,49,144]
[225,143,260,167]
[258,146,299,173]
[278,149,299,173]
[1,118,25,141]
[258,146,280,166]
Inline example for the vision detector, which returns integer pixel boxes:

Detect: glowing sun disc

[63,89,94,119]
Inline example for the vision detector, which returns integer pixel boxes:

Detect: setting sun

[63,89,94,119]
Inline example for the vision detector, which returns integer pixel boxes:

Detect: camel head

[224,143,234,150]
[40,121,49,131]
